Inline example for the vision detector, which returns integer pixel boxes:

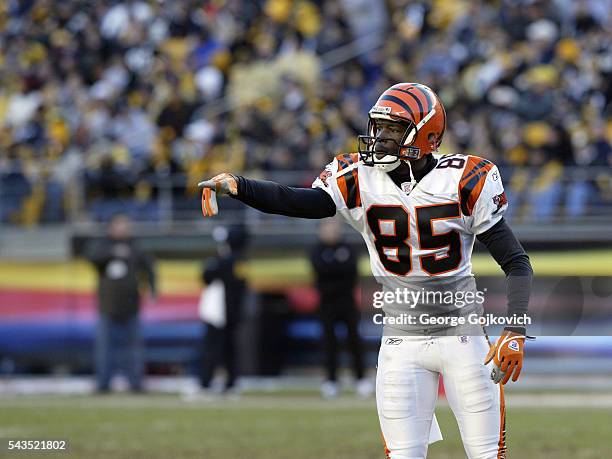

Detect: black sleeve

[203,258,221,284]
[83,239,112,270]
[137,248,156,296]
[231,176,336,219]
[477,218,533,334]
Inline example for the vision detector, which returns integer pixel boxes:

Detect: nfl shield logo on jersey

[401,181,414,195]
[458,335,469,344]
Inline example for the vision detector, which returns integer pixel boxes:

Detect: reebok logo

[371,105,392,115]
[385,338,403,345]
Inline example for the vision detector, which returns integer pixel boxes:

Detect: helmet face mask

[358,117,420,170]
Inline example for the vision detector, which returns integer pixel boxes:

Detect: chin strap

[401,160,417,194]
[405,159,414,180]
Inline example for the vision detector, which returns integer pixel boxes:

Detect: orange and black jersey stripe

[336,152,358,171]
[459,156,494,216]
[335,153,361,209]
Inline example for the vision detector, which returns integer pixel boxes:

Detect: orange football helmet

[358,83,446,167]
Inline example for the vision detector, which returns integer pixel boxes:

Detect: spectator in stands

[0,0,609,224]
[191,225,249,398]
[310,218,371,398]
[85,213,156,393]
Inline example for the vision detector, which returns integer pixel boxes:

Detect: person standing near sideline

[310,217,372,398]
[194,225,249,397]
[85,213,156,393]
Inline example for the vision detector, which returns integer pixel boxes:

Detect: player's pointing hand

[198,173,238,217]
[198,173,238,195]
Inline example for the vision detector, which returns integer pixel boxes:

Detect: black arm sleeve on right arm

[231,176,336,219]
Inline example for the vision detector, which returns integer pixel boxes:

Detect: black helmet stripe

[379,95,415,119]
[410,84,434,112]
[391,88,424,121]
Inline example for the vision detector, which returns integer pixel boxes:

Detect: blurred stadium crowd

[0,0,611,225]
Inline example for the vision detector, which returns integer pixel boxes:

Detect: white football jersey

[313,152,507,279]
[312,153,508,333]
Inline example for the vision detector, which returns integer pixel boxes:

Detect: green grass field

[1,249,610,459]
[1,394,610,459]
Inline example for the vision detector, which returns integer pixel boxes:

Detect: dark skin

[374,119,431,179]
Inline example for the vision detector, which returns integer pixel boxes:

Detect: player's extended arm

[199,173,336,219]
[477,218,533,384]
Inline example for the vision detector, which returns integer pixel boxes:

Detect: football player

[199,83,533,459]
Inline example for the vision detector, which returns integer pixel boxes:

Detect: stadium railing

[0,164,610,246]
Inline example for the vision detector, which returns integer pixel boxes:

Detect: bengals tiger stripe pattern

[336,152,358,170]
[335,153,361,209]
[379,83,434,124]
[459,156,494,216]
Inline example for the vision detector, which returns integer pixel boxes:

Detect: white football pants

[377,335,505,459]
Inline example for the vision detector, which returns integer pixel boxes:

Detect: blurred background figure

[84,213,156,393]
[192,225,249,398]
[310,218,371,398]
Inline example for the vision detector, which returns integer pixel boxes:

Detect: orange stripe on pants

[497,384,506,459]
[381,432,391,459]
